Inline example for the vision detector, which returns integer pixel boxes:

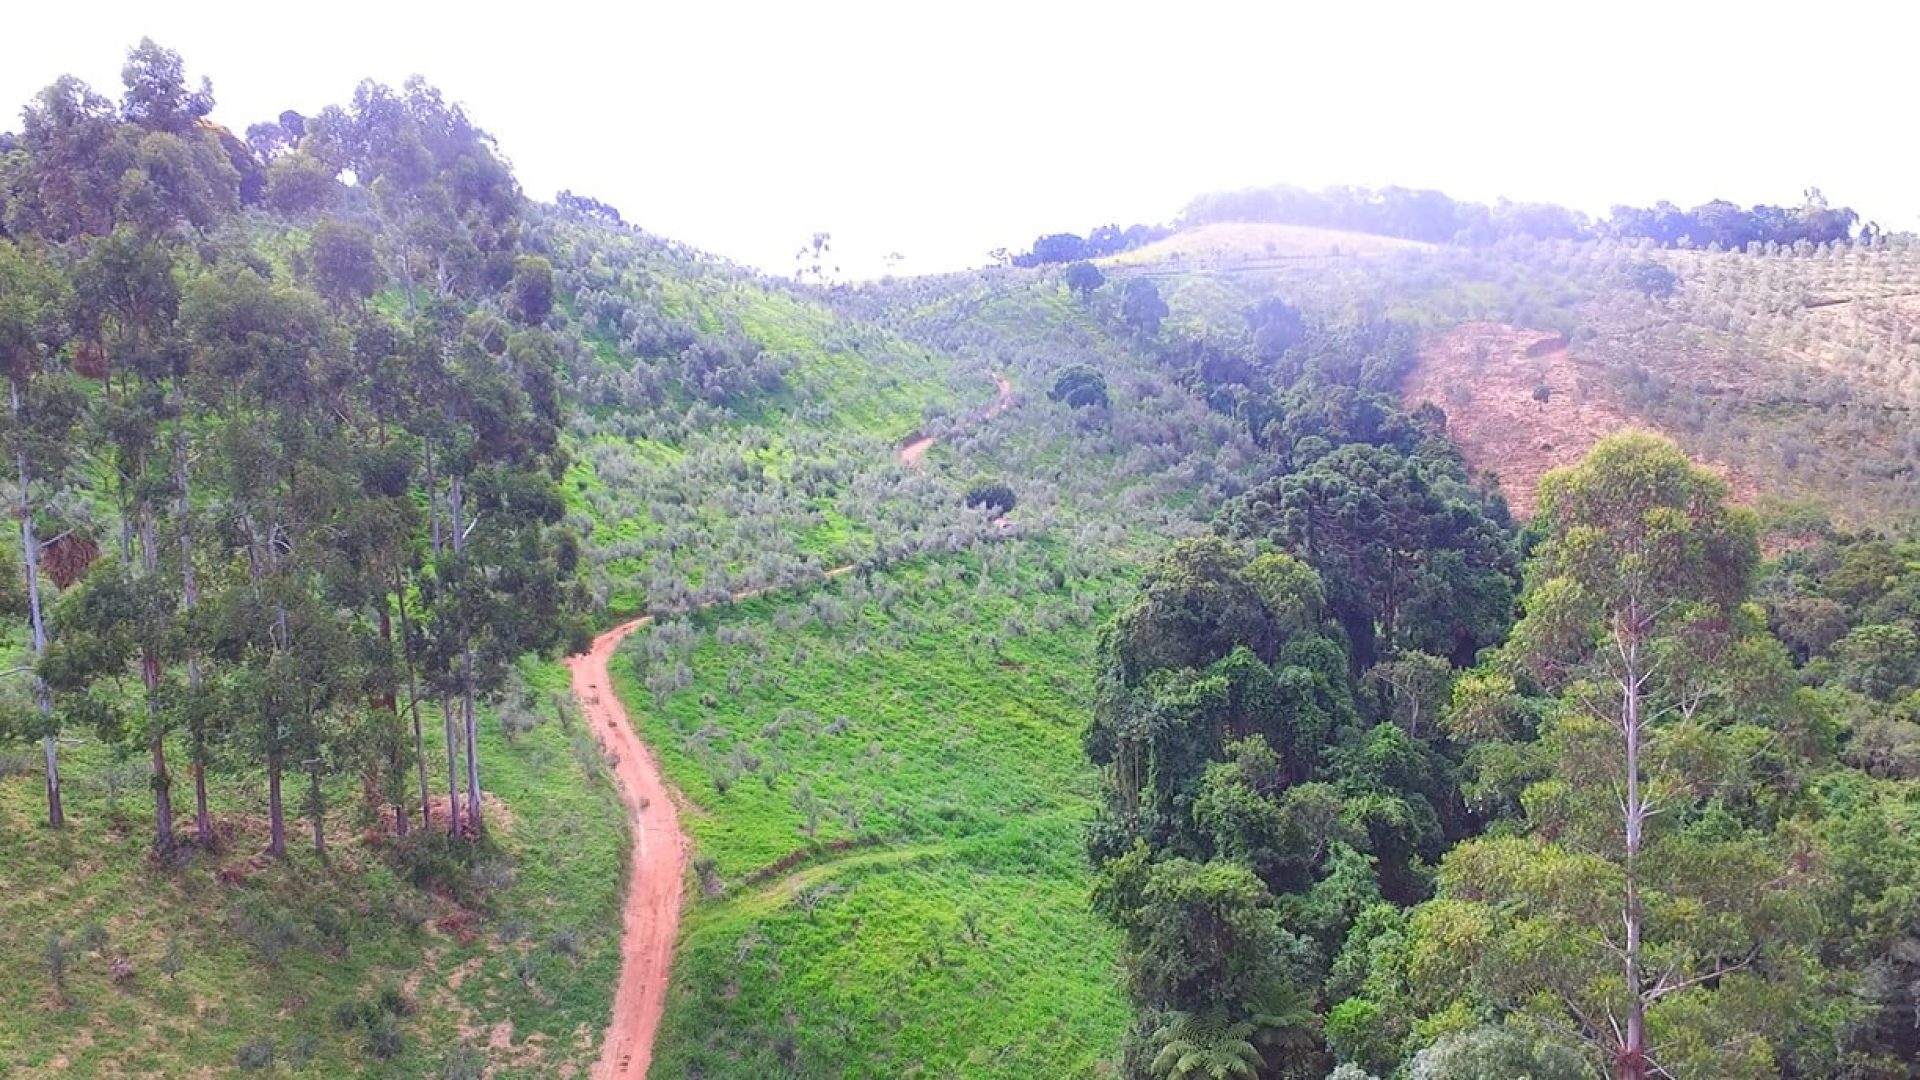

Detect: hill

[8,40,1920,1080]
[1098,222,1432,270]
[1401,322,1756,518]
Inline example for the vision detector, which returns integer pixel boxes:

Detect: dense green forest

[4,39,1919,1080]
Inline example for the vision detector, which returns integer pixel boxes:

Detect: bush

[1049,364,1109,409]
[236,1040,275,1071]
[335,999,381,1031]
[287,1034,319,1071]
[363,1017,404,1060]
[1065,261,1105,298]
[963,476,1017,516]
[442,1044,485,1080]
[384,829,501,910]
[1627,261,1677,298]
[43,933,70,1002]
[377,985,416,1018]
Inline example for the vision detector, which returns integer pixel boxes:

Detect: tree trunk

[397,585,431,832]
[309,759,326,858]
[139,508,174,853]
[266,597,291,858]
[463,642,481,830]
[192,754,211,844]
[266,734,285,858]
[1618,604,1649,1080]
[443,698,461,837]
[174,376,212,846]
[451,474,483,832]
[145,652,174,852]
[15,382,60,828]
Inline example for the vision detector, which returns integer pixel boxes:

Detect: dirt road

[899,373,1013,465]
[578,372,1009,1078]
[570,616,678,1080]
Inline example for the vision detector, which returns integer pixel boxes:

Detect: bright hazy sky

[8,1,1919,277]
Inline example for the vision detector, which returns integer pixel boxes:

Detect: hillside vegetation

[6,37,1920,1080]
[1109,228,1920,526]
[0,42,613,1078]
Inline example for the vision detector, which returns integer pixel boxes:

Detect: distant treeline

[1180,182,1873,250]
[1009,222,1173,267]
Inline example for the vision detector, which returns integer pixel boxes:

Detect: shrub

[1627,260,1677,298]
[335,999,381,1031]
[377,985,416,1018]
[158,939,185,980]
[1049,364,1109,409]
[443,1045,485,1080]
[363,1017,404,1060]
[694,856,724,898]
[1065,261,1105,298]
[963,476,1017,516]
[43,933,71,1003]
[287,1034,319,1071]
[236,1040,275,1071]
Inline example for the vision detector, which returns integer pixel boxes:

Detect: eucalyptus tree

[1417,434,1828,1079]
[0,239,83,827]
[182,265,351,856]
[427,314,580,832]
[72,225,188,849]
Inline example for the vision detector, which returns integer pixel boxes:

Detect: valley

[3,41,1920,1080]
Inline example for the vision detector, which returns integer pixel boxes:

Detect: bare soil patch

[1404,323,1752,517]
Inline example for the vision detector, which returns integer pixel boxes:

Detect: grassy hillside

[535,208,993,616]
[15,159,1918,1078]
[0,660,624,1078]
[1099,233,1920,525]
[574,255,1289,1078]
[632,552,1131,1077]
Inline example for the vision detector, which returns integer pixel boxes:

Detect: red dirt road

[572,615,679,1080]
[899,373,1012,465]
[578,371,1010,1078]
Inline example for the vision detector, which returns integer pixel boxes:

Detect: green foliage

[1626,260,1677,298]
[962,474,1016,516]
[1049,363,1109,409]
[1122,277,1170,335]
[307,216,381,306]
[1147,1009,1263,1080]
[1406,1025,1586,1080]
[1225,442,1516,667]
[510,254,554,325]
[1066,260,1105,298]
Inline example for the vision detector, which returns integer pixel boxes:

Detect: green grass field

[626,547,1133,1077]
[0,660,625,1079]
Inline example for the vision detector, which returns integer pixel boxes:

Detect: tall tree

[73,225,186,850]
[0,240,82,827]
[1420,434,1825,1079]
[184,266,347,856]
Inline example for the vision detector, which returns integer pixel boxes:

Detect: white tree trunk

[14,382,59,828]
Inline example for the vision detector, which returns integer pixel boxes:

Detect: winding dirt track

[576,372,1011,1079]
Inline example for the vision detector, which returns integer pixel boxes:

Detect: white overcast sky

[7,1,1918,276]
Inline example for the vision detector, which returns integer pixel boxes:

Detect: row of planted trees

[0,41,584,855]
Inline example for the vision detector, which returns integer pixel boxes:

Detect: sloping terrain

[0,659,625,1078]
[1101,221,1432,270]
[569,255,1272,1078]
[1403,322,1756,517]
